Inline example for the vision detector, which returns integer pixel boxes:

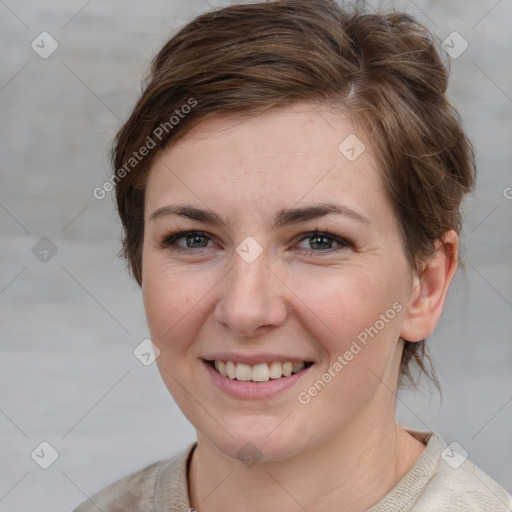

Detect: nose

[214,247,288,339]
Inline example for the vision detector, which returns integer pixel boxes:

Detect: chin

[198,416,312,465]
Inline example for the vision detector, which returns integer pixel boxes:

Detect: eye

[159,230,352,257]
[294,231,351,256]
[159,230,216,254]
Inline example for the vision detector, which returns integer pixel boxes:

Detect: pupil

[311,235,330,250]
[188,235,207,248]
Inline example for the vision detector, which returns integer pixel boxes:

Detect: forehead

[162,102,368,171]
[145,102,391,227]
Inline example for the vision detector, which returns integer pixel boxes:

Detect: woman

[75,0,512,510]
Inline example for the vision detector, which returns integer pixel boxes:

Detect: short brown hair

[111,0,476,389]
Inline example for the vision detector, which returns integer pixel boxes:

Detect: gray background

[0,0,511,510]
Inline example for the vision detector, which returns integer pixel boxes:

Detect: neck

[188,392,425,512]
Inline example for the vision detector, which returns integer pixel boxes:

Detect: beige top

[74,430,512,511]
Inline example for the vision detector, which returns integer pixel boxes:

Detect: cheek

[291,266,406,408]
[292,265,401,349]
[141,252,218,352]
[294,265,406,409]
[141,259,203,404]
[142,252,187,343]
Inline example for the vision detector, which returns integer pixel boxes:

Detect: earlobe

[400,230,459,342]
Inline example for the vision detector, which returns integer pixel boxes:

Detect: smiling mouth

[204,359,314,382]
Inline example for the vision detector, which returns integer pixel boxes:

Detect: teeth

[252,363,269,382]
[282,362,293,377]
[226,361,236,379]
[212,360,308,381]
[218,361,227,377]
[292,362,305,373]
[269,361,283,379]
[235,363,252,381]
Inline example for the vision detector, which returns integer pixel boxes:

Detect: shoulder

[415,439,512,511]
[73,443,196,512]
[73,459,165,512]
[369,430,512,512]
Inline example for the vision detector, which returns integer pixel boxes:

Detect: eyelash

[159,230,352,257]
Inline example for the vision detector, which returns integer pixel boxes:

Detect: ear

[400,230,459,342]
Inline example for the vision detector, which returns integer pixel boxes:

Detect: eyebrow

[149,202,371,228]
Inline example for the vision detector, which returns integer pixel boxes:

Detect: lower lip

[202,360,313,399]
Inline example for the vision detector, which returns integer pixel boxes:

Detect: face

[142,102,416,462]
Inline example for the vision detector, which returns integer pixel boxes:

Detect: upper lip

[201,353,315,365]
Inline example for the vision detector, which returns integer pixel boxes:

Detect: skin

[141,101,459,512]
